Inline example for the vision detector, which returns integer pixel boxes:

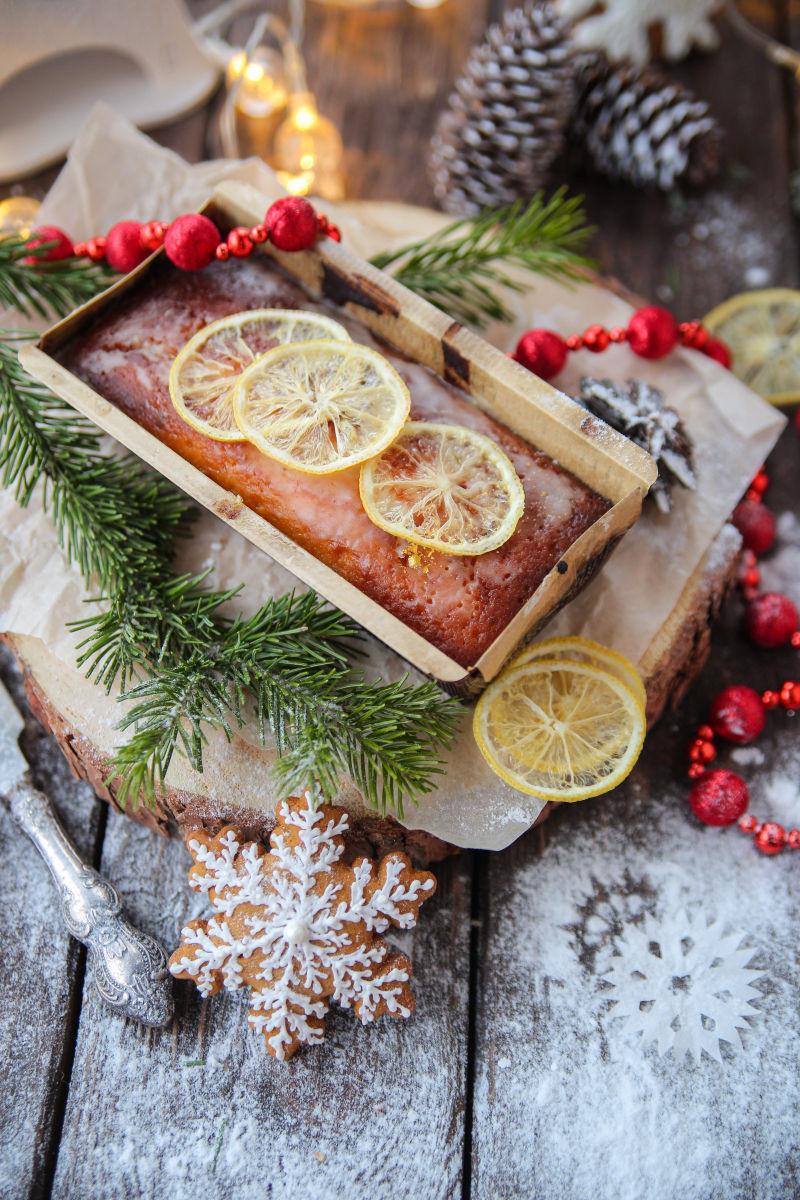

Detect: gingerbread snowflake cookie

[169,793,437,1060]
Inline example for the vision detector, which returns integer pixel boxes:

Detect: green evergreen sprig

[371,189,594,328]
[0,234,117,319]
[0,333,460,815]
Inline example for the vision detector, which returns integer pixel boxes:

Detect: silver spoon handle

[7,774,173,1028]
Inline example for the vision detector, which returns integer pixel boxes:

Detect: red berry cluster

[687,683,800,855]
[26,197,341,277]
[731,467,800,649]
[512,305,732,381]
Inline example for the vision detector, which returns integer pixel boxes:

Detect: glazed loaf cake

[60,255,609,668]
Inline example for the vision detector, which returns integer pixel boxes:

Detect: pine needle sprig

[370,188,594,328]
[0,333,461,814]
[0,235,117,319]
[0,333,191,590]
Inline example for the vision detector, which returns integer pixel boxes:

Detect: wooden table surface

[2,4,800,1199]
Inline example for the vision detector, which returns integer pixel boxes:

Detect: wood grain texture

[50,812,471,1200]
[0,657,103,1200]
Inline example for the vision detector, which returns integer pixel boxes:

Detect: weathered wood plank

[303,0,490,203]
[0,652,103,1200]
[470,418,800,1197]
[51,811,471,1200]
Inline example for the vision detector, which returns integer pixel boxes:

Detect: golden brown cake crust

[59,257,609,667]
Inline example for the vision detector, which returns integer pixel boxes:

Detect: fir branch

[0,234,117,319]
[0,334,461,814]
[371,189,594,329]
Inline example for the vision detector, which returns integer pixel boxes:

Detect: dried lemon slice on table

[474,658,646,801]
[359,421,525,555]
[234,340,410,474]
[169,309,351,441]
[703,288,800,406]
[511,635,646,712]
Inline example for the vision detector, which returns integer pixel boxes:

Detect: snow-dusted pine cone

[429,2,575,215]
[571,56,722,191]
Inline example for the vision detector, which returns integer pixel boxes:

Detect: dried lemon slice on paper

[233,340,410,474]
[359,421,525,556]
[512,635,647,712]
[703,288,800,406]
[473,658,646,802]
[169,309,351,442]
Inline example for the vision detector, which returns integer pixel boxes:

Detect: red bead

[754,821,787,855]
[788,829,800,849]
[24,225,74,264]
[566,334,583,351]
[249,224,268,244]
[608,326,627,343]
[688,763,706,780]
[72,242,87,256]
[227,226,253,257]
[689,768,749,826]
[214,243,230,261]
[265,196,319,252]
[751,470,769,495]
[739,814,758,834]
[85,236,107,261]
[104,220,149,273]
[697,724,714,741]
[678,320,709,350]
[703,335,732,368]
[732,499,775,556]
[709,685,766,744]
[140,220,167,251]
[320,216,341,242]
[792,631,800,648]
[164,213,220,271]
[780,681,800,709]
[761,690,780,709]
[582,324,610,352]
[689,743,705,762]
[627,306,679,359]
[742,568,761,589]
[745,592,799,648]
[513,329,568,380]
[699,741,717,763]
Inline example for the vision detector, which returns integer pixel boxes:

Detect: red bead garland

[686,679,799,854]
[38,198,340,278]
[511,304,731,381]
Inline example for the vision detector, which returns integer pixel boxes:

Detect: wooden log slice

[1,523,740,864]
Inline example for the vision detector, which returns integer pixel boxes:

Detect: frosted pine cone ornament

[571,56,722,191]
[429,2,575,215]
[169,794,437,1060]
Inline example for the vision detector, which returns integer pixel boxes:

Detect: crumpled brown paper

[0,105,785,850]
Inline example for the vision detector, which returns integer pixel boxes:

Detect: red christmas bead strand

[686,682,799,854]
[28,197,342,278]
[512,304,732,380]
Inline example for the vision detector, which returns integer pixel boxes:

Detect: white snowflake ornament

[169,794,437,1060]
[602,909,766,1062]
[557,0,721,66]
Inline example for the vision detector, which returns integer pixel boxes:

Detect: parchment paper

[0,105,785,849]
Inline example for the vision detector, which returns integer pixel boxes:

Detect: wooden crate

[19,182,656,693]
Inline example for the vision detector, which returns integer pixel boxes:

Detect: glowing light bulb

[274,93,345,202]
[228,45,288,120]
[0,195,41,239]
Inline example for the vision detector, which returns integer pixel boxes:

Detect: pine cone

[429,3,575,215]
[571,56,722,191]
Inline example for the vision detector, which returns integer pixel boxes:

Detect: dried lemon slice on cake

[512,635,647,712]
[233,340,410,474]
[169,309,351,442]
[474,658,646,801]
[359,421,525,556]
[703,288,800,406]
